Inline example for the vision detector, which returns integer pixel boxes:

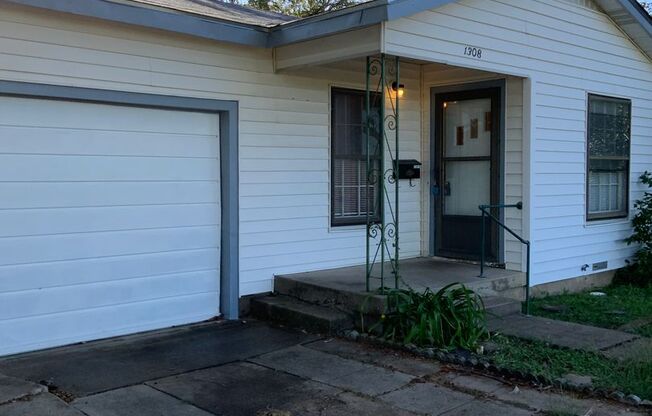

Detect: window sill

[584,217,630,228]
[329,224,367,233]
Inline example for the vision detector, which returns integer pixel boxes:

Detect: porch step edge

[250,295,355,335]
[483,296,522,318]
[274,276,386,314]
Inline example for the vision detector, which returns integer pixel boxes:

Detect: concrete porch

[277,257,526,300]
[251,258,526,334]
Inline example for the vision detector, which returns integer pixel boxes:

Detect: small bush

[373,283,488,351]
[620,171,652,286]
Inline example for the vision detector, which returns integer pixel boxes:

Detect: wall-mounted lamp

[391,82,405,98]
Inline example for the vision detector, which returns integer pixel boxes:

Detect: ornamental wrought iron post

[365,54,400,292]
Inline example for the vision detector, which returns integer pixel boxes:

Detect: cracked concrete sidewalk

[0,320,646,416]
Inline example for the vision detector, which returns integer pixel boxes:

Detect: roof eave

[4,0,651,60]
[595,0,652,59]
[4,0,270,47]
[268,1,388,47]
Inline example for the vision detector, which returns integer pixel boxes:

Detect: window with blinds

[331,88,381,226]
[587,94,631,221]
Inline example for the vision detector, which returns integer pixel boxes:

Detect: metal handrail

[479,202,531,315]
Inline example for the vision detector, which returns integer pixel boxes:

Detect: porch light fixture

[391,82,405,98]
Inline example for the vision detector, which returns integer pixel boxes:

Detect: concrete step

[275,276,386,315]
[250,295,355,335]
[276,275,524,317]
[483,296,522,318]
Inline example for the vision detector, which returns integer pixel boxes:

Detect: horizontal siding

[0,4,421,297]
[387,0,652,285]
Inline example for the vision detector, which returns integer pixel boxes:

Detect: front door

[433,87,500,260]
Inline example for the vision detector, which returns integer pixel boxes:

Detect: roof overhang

[3,0,652,59]
[3,0,270,47]
[594,0,652,59]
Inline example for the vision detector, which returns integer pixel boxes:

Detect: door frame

[429,79,506,262]
[0,80,241,320]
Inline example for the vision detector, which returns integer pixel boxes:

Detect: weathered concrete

[306,338,441,377]
[277,257,525,306]
[72,385,213,416]
[379,382,475,415]
[445,399,534,415]
[251,345,415,396]
[531,270,615,298]
[251,295,354,334]
[0,393,84,416]
[147,362,341,416]
[0,321,645,416]
[0,321,311,397]
[483,296,522,317]
[0,373,47,405]
[488,315,638,351]
[296,392,420,416]
[441,371,643,416]
[602,338,652,362]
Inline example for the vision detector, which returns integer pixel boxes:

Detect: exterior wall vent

[592,261,608,271]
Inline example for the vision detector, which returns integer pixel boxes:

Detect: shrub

[372,283,488,351]
[620,171,652,286]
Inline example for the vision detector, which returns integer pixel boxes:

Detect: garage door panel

[0,269,219,321]
[0,97,222,356]
[0,126,220,157]
[0,97,219,135]
[1,292,219,356]
[0,249,219,293]
[0,204,220,237]
[0,154,219,181]
[0,225,220,266]
[0,182,220,209]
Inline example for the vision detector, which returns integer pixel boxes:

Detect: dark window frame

[330,87,382,227]
[586,93,631,222]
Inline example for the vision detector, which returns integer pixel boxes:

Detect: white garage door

[0,96,221,356]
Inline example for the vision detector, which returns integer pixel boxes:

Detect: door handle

[444,181,451,196]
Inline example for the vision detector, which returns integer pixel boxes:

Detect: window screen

[587,94,631,220]
[331,88,381,226]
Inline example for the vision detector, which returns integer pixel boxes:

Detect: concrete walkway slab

[0,393,84,416]
[147,361,340,416]
[438,370,645,416]
[0,373,47,405]
[378,382,474,415]
[602,338,652,362]
[0,321,645,416]
[72,385,212,416]
[442,399,534,415]
[297,392,421,416]
[306,339,441,377]
[488,315,638,351]
[251,345,415,396]
[0,321,310,397]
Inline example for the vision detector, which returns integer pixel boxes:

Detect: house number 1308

[464,46,482,58]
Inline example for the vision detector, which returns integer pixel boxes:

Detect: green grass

[491,335,652,400]
[530,284,652,337]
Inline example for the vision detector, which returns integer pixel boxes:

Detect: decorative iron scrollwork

[365,54,401,292]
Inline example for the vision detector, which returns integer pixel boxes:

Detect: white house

[0,0,650,356]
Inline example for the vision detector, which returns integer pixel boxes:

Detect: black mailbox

[397,159,422,180]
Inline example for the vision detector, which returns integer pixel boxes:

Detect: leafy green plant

[372,283,488,350]
[621,171,652,286]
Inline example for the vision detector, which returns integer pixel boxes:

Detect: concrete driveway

[0,320,644,416]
